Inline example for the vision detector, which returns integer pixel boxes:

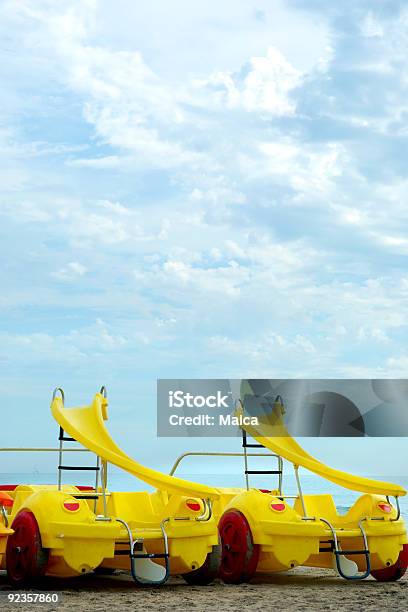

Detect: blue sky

[1,1,408,474]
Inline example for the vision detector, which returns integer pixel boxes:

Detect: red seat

[0,491,14,507]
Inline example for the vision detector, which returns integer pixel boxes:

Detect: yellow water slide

[51,391,219,499]
[239,401,406,497]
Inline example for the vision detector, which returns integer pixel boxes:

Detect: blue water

[1,469,407,520]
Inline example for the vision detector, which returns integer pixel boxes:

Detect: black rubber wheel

[6,511,49,587]
[182,543,221,585]
[94,567,117,575]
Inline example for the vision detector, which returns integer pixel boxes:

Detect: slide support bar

[294,465,307,518]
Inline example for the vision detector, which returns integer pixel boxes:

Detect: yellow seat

[293,494,338,521]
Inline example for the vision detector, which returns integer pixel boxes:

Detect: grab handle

[52,387,65,403]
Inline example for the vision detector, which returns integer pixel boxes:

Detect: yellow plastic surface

[239,404,406,497]
[51,392,219,500]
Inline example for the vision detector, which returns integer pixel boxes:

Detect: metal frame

[319,517,371,580]
[388,495,401,521]
[116,517,170,586]
[170,448,309,514]
[0,448,90,453]
[294,465,307,517]
[52,388,65,490]
[54,386,110,518]
[170,451,281,483]
[170,450,280,475]
[242,430,284,493]
[0,505,8,528]
[197,498,212,522]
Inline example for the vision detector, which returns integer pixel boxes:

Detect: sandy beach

[1,567,407,612]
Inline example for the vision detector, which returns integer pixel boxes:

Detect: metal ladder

[54,387,108,515]
[318,518,371,580]
[57,423,106,514]
[242,430,283,493]
[57,426,100,495]
[243,427,371,580]
[116,518,170,586]
[53,387,170,586]
[239,397,371,581]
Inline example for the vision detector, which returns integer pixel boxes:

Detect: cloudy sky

[1,0,408,474]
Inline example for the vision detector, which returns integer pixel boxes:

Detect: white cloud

[0,318,128,368]
[159,259,249,297]
[2,0,408,391]
[53,261,87,281]
[361,13,384,39]
[67,155,121,169]
[257,140,348,197]
[8,0,328,177]
[386,354,408,377]
[194,47,302,116]
[242,48,301,114]
[1,197,150,247]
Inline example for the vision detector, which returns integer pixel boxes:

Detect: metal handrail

[387,495,401,521]
[1,505,9,527]
[294,464,307,517]
[116,517,170,586]
[0,448,89,452]
[319,516,371,580]
[52,387,65,403]
[169,450,279,476]
[196,498,212,522]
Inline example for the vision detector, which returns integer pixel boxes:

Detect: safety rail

[0,505,8,527]
[116,517,170,585]
[170,451,280,475]
[170,450,283,497]
[169,445,309,517]
[0,448,90,452]
[320,517,371,580]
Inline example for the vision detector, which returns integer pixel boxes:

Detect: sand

[0,568,407,612]
[0,568,408,612]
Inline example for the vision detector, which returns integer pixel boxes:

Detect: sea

[1,470,407,520]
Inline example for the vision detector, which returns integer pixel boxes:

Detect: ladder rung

[243,443,264,448]
[335,550,369,556]
[319,547,333,553]
[245,470,281,474]
[114,549,131,556]
[131,553,168,559]
[73,494,99,500]
[58,465,100,471]
[58,427,76,442]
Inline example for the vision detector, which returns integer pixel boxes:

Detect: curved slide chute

[51,392,219,499]
[239,401,406,497]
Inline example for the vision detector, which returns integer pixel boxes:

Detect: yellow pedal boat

[171,396,408,583]
[0,388,220,587]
